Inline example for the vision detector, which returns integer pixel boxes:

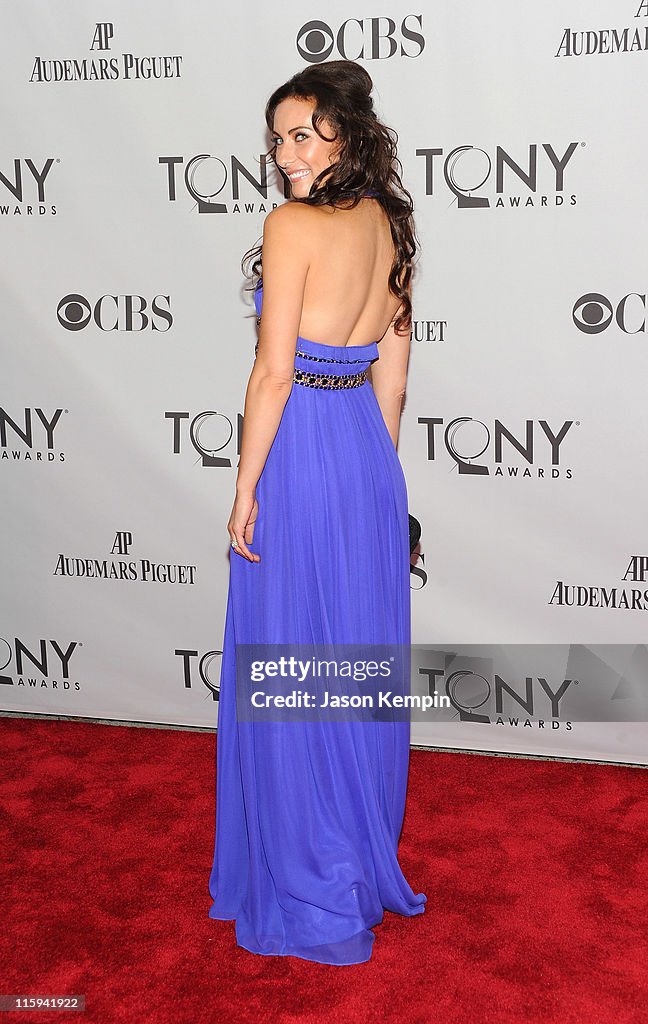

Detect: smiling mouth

[288,169,310,182]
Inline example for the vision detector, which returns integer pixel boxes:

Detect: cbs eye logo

[296,15,424,63]
[572,292,645,335]
[57,293,172,332]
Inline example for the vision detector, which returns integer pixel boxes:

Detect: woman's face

[271,96,340,198]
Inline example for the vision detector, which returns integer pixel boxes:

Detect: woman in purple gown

[208,59,426,965]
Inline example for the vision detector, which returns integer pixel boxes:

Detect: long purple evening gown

[208,277,427,965]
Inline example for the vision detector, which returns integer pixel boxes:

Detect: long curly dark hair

[242,59,418,336]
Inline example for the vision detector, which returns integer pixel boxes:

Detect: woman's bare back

[296,197,402,348]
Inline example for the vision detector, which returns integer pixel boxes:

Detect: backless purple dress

[208,274,426,965]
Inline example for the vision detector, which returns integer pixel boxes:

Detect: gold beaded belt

[254,333,368,389]
[293,366,368,389]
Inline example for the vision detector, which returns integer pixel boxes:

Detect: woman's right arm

[227,204,312,561]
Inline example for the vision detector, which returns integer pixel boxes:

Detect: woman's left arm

[228,203,312,561]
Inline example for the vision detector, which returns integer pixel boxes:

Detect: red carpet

[2,717,647,1024]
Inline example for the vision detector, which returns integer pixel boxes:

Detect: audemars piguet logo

[411,318,447,344]
[549,555,648,611]
[555,2,648,58]
[52,531,197,585]
[29,23,183,83]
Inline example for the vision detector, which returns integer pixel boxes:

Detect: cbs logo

[297,15,424,62]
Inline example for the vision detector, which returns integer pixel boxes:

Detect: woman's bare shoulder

[264,201,323,231]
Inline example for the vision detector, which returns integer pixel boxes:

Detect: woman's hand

[228,490,260,562]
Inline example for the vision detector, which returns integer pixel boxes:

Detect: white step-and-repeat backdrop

[2,3,647,764]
